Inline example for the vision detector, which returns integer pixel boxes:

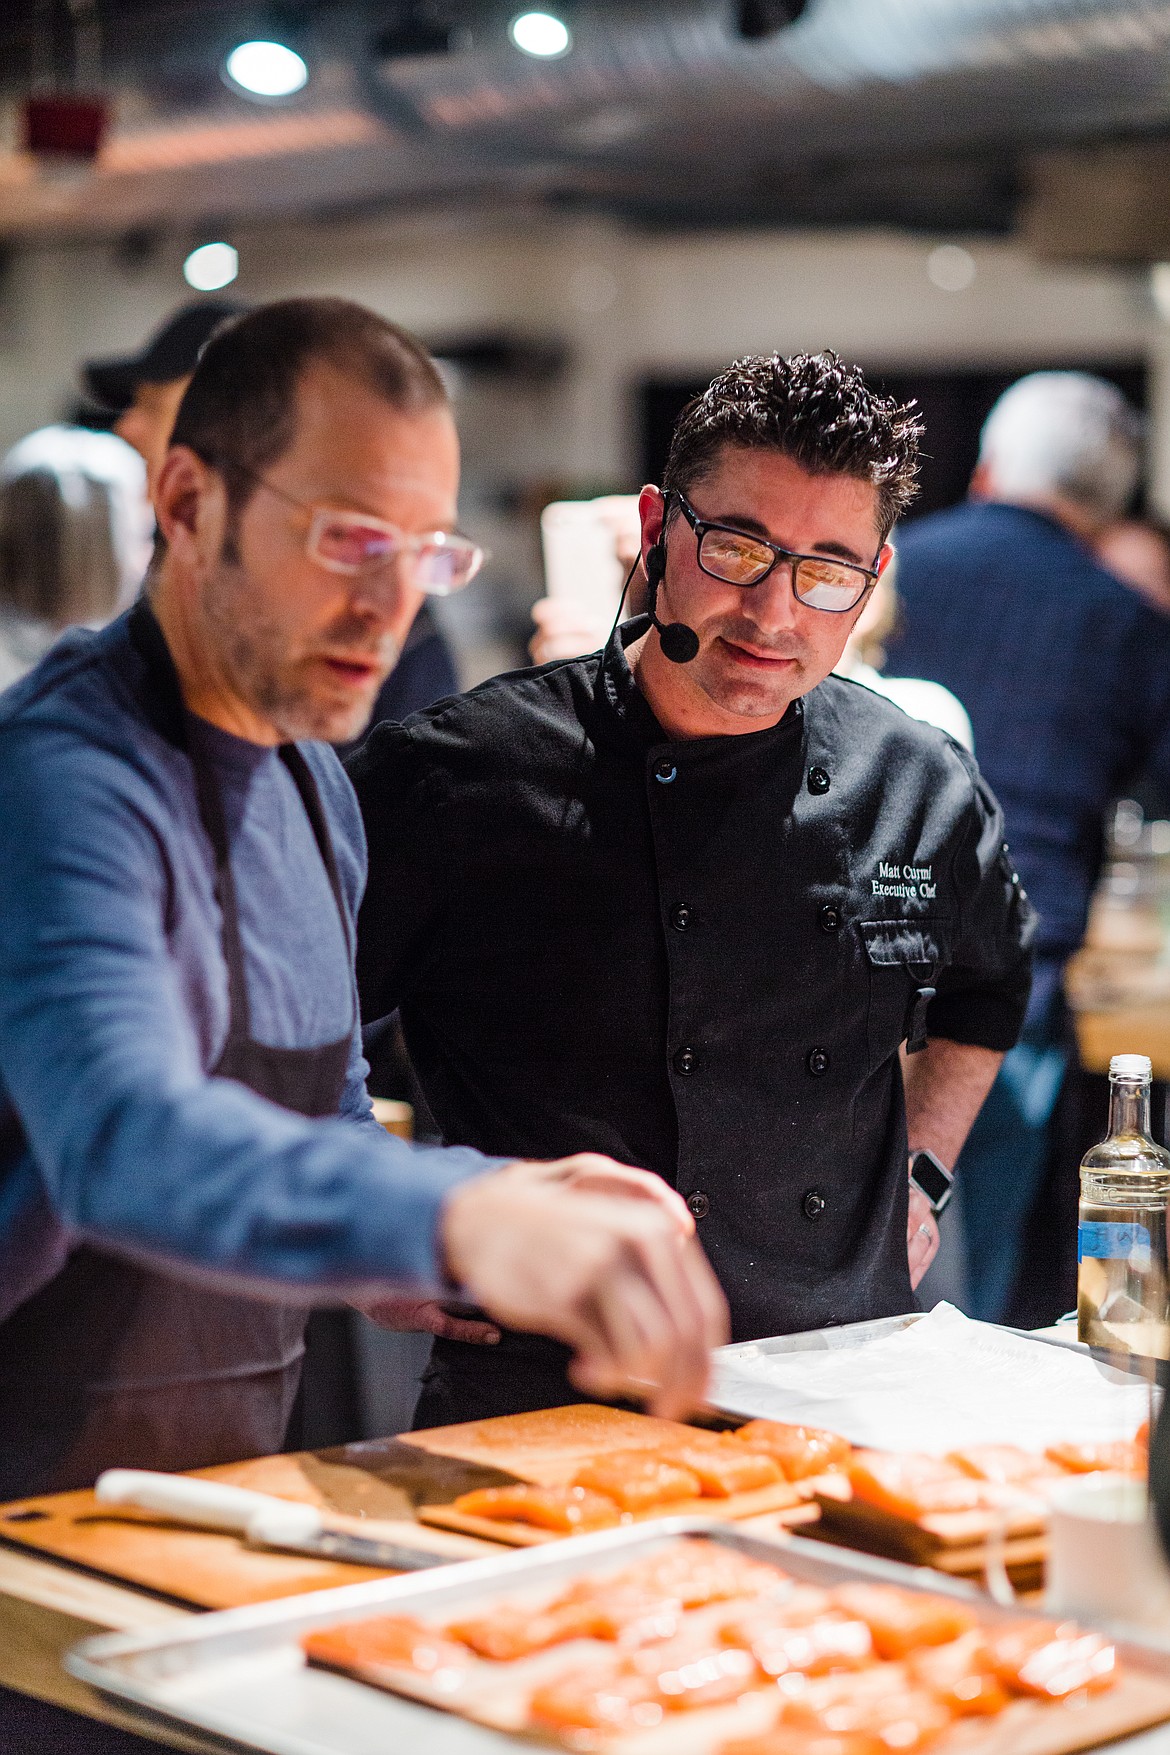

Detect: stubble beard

[202,559,398,745]
[691,617,809,722]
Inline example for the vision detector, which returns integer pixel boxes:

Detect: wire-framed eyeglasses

[672,490,879,613]
[212,460,488,596]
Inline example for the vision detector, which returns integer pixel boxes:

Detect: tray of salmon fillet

[416,1416,848,1544]
[811,1433,1150,1586]
[68,1521,1170,1755]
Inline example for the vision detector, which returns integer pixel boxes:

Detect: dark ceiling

[4,0,1170,241]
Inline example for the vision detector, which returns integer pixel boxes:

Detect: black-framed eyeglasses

[672,491,879,614]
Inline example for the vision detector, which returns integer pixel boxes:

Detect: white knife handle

[95,1469,312,1535]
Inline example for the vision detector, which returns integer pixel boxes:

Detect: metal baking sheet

[66,1517,1170,1755]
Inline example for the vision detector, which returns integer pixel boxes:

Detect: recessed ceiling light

[225,40,308,98]
[509,11,571,57]
[927,244,976,293]
[184,242,239,291]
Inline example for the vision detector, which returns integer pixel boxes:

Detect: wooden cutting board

[0,1440,512,1609]
[0,1404,818,1607]
[406,1403,819,1544]
[809,1483,1048,1589]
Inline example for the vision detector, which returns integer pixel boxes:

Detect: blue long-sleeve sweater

[0,609,495,1324]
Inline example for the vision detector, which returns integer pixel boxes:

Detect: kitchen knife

[95,1468,459,1571]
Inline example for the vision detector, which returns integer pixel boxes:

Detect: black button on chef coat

[350,617,1034,1403]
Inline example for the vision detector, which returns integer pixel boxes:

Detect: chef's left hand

[356,1295,501,1344]
[907,1182,939,1290]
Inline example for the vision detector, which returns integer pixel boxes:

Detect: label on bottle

[1078,1220,1152,1266]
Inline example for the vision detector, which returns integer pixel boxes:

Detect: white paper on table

[709,1303,1154,1453]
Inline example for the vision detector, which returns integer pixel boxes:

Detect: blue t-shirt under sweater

[0,608,494,1324]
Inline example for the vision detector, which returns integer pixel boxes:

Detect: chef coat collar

[599,613,804,753]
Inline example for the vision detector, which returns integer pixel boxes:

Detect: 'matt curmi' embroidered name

[872,860,936,900]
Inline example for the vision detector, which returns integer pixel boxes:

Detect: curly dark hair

[662,351,923,541]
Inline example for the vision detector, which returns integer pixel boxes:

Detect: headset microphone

[646,539,700,665]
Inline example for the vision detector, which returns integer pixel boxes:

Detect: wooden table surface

[0,1540,214,1751]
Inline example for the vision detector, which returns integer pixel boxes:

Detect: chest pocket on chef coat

[861,919,940,1067]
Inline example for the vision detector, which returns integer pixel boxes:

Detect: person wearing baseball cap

[82,300,251,500]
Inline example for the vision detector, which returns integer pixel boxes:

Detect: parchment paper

[709,1303,1154,1453]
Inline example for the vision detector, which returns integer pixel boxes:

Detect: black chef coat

[349,618,1034,1408]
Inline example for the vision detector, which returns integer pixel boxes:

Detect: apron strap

[127,597,353,1042]
[277,744,353,968]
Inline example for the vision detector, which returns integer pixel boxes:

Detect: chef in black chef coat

[349,349,1035,1428]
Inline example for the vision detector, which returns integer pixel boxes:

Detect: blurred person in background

[83,300,460,739]
[0,425,150,691]
[890,372,1170,1323]
[831,558,972,750]
[1096,516,1170,619]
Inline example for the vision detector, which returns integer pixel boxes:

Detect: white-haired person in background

[889,372,1170,1324]
[0,426,151,691]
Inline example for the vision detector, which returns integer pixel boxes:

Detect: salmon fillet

[780,1663,954,1750]
[946,1445,1063,1486]
[605,1538,790,1606]
[721,1730,888,1755]
[846,1450,998,1520]
[572,1451,702,1512]
[450,1483,622,1531]
[987,1621,1117,1697]
[733,1420,852,1480]
[720,1607,875,1677]
[303,1615,469,1677]
[663,1438,786,1497]
[906,1631,1010,1716]
[830,1585,975,1659]
[445,1602,595,1662]
[1046,1439,1147,1476]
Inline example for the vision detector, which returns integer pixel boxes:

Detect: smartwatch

[909,1148,954,1217]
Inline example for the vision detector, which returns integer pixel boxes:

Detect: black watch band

[909,1148,954,1217]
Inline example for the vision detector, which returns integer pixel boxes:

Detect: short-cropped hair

[978,372,1141,523]
[170,297,448,518]
[663,351,923,542]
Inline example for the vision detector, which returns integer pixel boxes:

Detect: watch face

[910,1151,953,1211]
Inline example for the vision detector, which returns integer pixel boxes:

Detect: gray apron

[0,601,353,1498]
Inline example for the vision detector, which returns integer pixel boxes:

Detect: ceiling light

[927,244,976,293]
[225,40,308,98]
[184,242,239,292]
[509,11,571,57]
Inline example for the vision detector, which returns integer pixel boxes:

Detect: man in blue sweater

[0,298,725,1497]
[891,372,1170,1319]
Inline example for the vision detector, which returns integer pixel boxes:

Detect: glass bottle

[1078,1054,1170,1358]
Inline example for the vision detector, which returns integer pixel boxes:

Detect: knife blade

[95,1468,459,1572]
